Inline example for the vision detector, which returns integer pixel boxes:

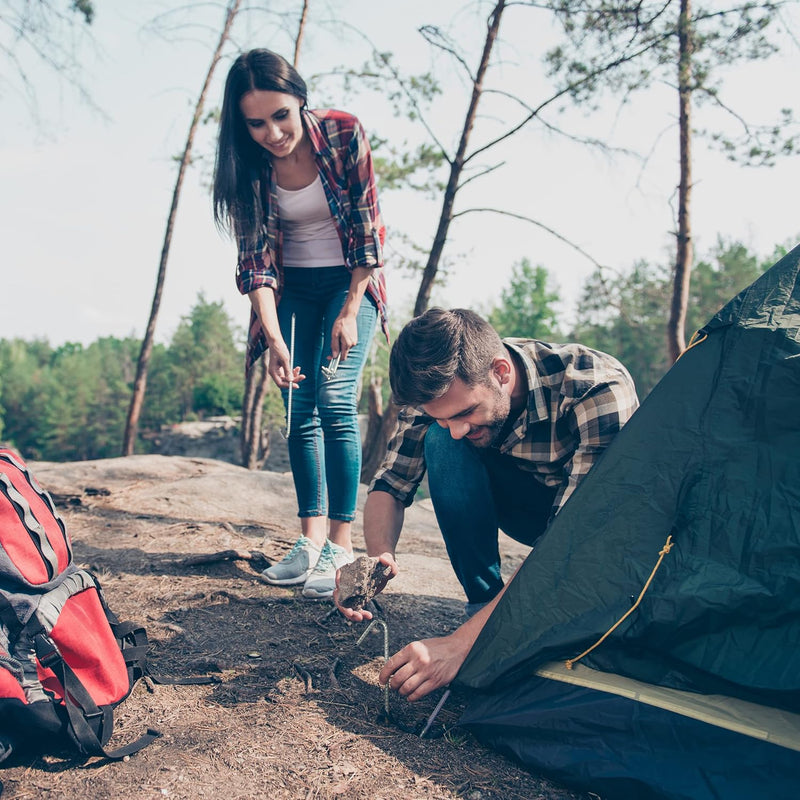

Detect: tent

[456,245,800,800]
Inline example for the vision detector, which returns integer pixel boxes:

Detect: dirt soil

[1,455,590,800]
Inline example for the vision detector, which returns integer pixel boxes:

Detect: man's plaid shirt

[370,339,640,517]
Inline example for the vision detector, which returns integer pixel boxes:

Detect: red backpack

[0,448,159,762]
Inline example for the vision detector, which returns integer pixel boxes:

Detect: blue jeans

[277,266,378,522]
[424,424,558,604]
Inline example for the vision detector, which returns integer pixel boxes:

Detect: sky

[2,0,799,348]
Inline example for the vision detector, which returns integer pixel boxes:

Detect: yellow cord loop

[565,534,674,671]
[677,329,707,360]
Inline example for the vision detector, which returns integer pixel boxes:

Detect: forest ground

[0,455,590,800]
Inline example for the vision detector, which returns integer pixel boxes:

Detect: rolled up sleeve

[344,120,384,270]
[368,407,431,507]
[235,234,279,295]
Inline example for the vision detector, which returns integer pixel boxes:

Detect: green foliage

[260,381,287,431]
[571,260,673,398]
[193,374,242,417]
[489,259,562,339]
[0,336,139,460]
[0,338,51,458]
[328,51,441,121]
[545,0,799,165]
[312,51,447,197]
[685,238,767,336]
[71,0,95,24]
[0,293,251,462]
[167,293,243,420]
[570,238,776,398]
[138,343,180,431]
[1,243,787,461]
[372,139,447,195]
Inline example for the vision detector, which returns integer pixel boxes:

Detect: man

[336,308,639,700]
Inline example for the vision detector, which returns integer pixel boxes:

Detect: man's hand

[378,596,502,702]
[334,552,398,622]
[378,633,471,702]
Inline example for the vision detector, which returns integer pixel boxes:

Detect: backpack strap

[105,602,217,686]
[146,672,220,686]
[109,619,149,681]
[33,633,160,760]
[0,594,22,641]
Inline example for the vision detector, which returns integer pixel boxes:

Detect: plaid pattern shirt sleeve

[504,340,640,519]
[341,118,384,268]
[235,232,279,296]
[552,374,639,513]
[234,153,281,301]
[310,110,389,341]
[368,406,432,507]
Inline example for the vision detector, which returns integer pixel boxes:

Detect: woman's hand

[267,338,305,390]
[330,312,359,360]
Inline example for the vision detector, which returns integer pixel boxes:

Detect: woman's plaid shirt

[235,108,388,371]
[370,339,640,518]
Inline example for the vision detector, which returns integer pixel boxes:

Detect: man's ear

[491,356,512,386]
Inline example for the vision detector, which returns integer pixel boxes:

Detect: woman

[213,49,388,599]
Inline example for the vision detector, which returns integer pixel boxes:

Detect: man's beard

[467,387,511,448]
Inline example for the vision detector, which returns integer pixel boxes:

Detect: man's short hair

[389,308,505,406]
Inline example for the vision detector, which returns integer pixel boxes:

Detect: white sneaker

[301,540,354,599]
[260,536,322,585]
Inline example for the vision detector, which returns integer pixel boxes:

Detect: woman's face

[239,89,305,159]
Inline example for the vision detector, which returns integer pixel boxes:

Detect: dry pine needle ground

[0,457,589,800]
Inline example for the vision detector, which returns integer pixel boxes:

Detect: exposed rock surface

[140,415,372,475]
[141,417,291,473]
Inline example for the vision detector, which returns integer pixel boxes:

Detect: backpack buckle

[33,633,62,669]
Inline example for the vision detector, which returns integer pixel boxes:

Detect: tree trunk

[242,358,269,469]
[241,358,273,468]
[293,0,309,67]
[241,357,271,469]
[362,1,507,478]
[241,362,257,458]
[122,0,241,455]
[360,377,384,484]
[360,379,400,485]
[413,0,506,316]
[240,1,310,468]
[668,0,693,363]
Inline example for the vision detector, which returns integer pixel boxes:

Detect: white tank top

[275,175,346,268]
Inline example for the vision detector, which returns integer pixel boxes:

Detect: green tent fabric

[456,243,800,711]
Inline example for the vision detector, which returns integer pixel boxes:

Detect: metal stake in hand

[356,618,391,717]
[321,353,341,381]
[281,313,296,440]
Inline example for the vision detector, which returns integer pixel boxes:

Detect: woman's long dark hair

[213,49,308,244]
